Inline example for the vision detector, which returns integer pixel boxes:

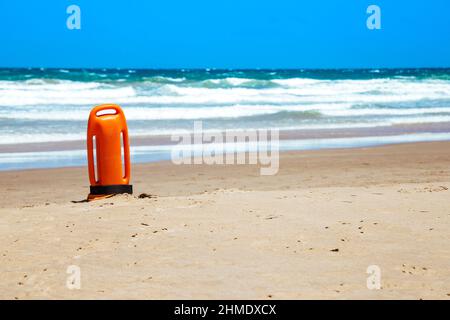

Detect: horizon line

[1,66,450,71]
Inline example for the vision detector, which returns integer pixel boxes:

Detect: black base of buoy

[90,184,133,195]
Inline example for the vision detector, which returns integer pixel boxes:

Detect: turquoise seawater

[1,68,450,169]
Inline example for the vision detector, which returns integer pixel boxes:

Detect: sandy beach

[1,141,450,299]
[2,0,450,305]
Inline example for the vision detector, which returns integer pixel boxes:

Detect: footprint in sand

[401,264,430,275]
[422,186,448,193]
[265,214,281,220]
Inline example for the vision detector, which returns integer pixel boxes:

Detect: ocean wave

[199,77,279,88]
[0,133,85,144]
[322,107,450,117]
[1,77,449,107]
[142,76,187,83]
[3,116,450,145]
[0,79,107,90]
[2,71,450,147]
[0,82,136,106]
[272,78,322,87]
[0,104,350,121]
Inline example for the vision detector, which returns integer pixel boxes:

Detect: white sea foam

[322,107,450,117]
[0,82,135,106]
[1,78,450,107]
[272,78,323,86]
[206,77,253,86]
[0,104,348,121]
[3,116,450,145]
[3,103,450,121]
[1,76,450,147]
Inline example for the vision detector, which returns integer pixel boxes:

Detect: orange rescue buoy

[87,104,132,200]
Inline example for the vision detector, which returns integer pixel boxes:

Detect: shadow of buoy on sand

[71,193,157,203]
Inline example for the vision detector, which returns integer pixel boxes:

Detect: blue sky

[0,0,449,68]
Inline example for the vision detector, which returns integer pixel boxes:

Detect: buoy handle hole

[96,109,118,117]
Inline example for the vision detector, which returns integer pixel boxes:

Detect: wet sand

[3,122,450,153]
[1,141,450,299]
